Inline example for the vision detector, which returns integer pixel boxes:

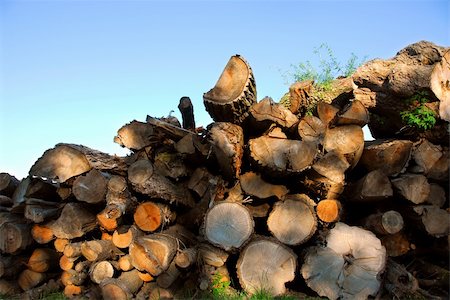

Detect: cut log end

[316,199,342,223]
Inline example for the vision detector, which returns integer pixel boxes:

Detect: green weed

[400,105,436,130]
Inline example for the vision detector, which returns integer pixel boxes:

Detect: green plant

[400,105,436,130]
[211,273,234,300]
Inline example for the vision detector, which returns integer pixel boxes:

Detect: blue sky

[0,0,448,179]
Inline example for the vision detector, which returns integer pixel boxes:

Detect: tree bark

[178,96,196,131]
[431,49,450,121]
[203,55,257,124]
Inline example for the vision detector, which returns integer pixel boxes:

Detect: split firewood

[391,174,430,204]
[178,96,196,131]
[240,171,288,200]
[304,172,345,200]
[312,151,350,184]
[208,122,244,181]
[316,199,342,223]
[112,225,143,249]
[298,115,325,142]
[301,223,386,300]
[18,269,46,291]
[31,222,55,244]
[427,147,449,181]
[317,101,340,126]
[248,97,298,133]
[128,159,195,207]
[203,55,256,124]
[237,237,297,296]
[286,80,314,114]
[412,139,445,175]
[73,169,108,204]
[114,120,155,151]
[197,243,229,267]
[50,202,96,239]
[89,261,115,284]
[203,202,254,251]
[412,205,449,237]
[267,194,317,246]
[187,167,223,200]
[11,177,31,208]
[0,173,19,197]
[101,269,143,300]
[346,169,393,202]
[81,240,123,262]
[323,125,364,168]
[29,143,127,183]
[249,136,318,175]
[133,202,175,232]
[431,49,450,121]
[27,248,59,273]
[335,100,369,126]
[359,139,413,176]
[363,210,404,235]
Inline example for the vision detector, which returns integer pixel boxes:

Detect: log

[0,220,32,254]
[203,202,254,251]
[27,248,59,273]
[363,210,404,235]
[81,240,122,262]
[72,169,108,204]
[312,151,350,183]
[0,173,19,197]
[134,202,175,232]
[248,97,298,132]
[18,269,46,291]
[426,183,446,207]
[431,49,450,121]
[240,171,288,200]
[286,80,314,114]
[112,225,143,249]
[89,261,115,284]
[0,195,13,209]
[24,198,62,223]
[114,120,155,151]
[413,205,449,237]
[50,202,97,239]
[118,255,133,271]
[154,151,189,180]
[359,139,413,176]
[335,100,369,126]
[380,233,411,257]
[29,143,127,183]
[412,139,444,174]
[316,199,342,223]
[0,279,21,296]
[64,284,83,298]
[174,247,197,269]
[11,176,30,208]
[267,194,317,245]
[249,136,318,175]
[428,147,449,181]
[63,242,83,258]
[391,174,430,204]
[178,96,196,131]
[317,101,340,126]
[54,238,69,253]
[346,169,393,202]
[246,203,271,218]
[59,255,79,271]
[145,115,192,142]
[61,269,87,287]
[208,122,244,181]
[323,125,364,168]
[0,254,27,279]
[31,222,55,244]
[128,159,195,207]
[203,55,257,124]
[301,223,386,300]
[156,261,180,288]
[237,237,297,296]
[303,172,345,200]
[298,115,325,142]
[197,243,229,267]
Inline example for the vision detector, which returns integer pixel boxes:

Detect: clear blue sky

[0,0,448,179]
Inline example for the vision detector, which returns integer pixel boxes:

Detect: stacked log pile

[0,42,448,300]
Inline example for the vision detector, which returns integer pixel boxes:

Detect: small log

[413,205,449,237]
[363,210,404,235]
[312,151,350,183]
[240,171,288,200]
[54,238,69,253]
[287,80,314,114]
[203,202,254,251]
[146,115,192,142]
[156,261,180,288]
[89,261,115,284]
[0,254,27,279]
[203,55,257,124]
[431,49,450,121]
[29,143,127,183]
[174,247,197,269]
[301,223,386,300]
[128,159,195,207]
[154,151,189,180]
[24,199,62,223]
[134,202,176,232]
[316,199,342,223]
[381,233,411,257]
[27,248,59,273]
[118,255,133,271]
[112,225,143,249]
[359,139,413,176]
[0,279,21,296]
[64,284,83,298]
[59,255,79,271]
[267,194,317,245]
[428,148,449,181]
[335,100,369,126]
[61,269,87,287]
[208,122,244,181]
[18,269,46,291]
[323,125,364,168]
[0,220,32,254]
[114,120,155,151]
[63,242,83,258]
[237,237,297,296]
[81,240,122,262]
[31,222,55,244]
[0,173,19,197]
[346,169,393,202]
[248,97,298,132]
[317,101,340,126]
[391,174,430,204]
[198,243,229,267]
[50,202,97,239]
[178,96,196,131]
[298,115,325,142]
[11,176,30,208]
[73,169,108,204]
[426,183,446,207]
[249,136,318,175]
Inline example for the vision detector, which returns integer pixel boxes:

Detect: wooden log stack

[0,41,448,300]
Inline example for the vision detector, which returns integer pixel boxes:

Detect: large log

[73,169,108,204]
[114,120,155,151]
[323,125,364,168]
[50,202,96,239]
[0,213,32,254]
[236,237,297,296]
[346,169,393,202]
[203,55,256,124]
[267,194,317,245]
[298,115,325,143]
[301,223,386,300]
[391,174,430,204]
